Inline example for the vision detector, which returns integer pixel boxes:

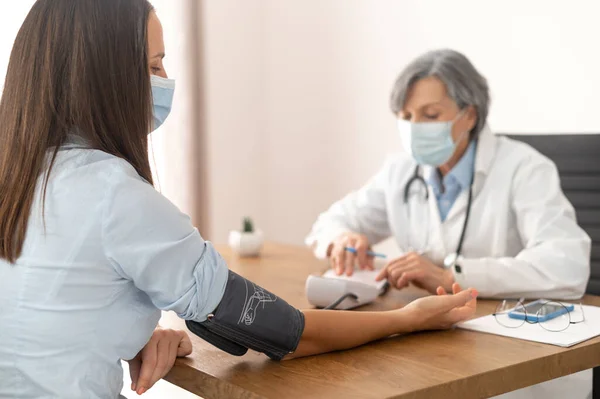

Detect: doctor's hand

[127,328,193,395]
[376,252,454,294]
[328,232,374,276]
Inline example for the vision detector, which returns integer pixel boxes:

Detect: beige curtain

[150,0,210,236]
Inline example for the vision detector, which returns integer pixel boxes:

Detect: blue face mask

[150,75,176,132]
[397,112,467,166]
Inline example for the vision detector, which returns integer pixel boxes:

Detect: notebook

[458,304,600,347]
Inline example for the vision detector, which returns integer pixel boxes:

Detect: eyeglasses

[493,299,586,332]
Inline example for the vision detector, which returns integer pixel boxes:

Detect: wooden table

[161,242,600,399]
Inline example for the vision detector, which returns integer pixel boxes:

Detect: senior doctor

[307,48,590,301]
[306,48,592,399]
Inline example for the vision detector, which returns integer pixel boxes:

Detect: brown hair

[0,0,155,262]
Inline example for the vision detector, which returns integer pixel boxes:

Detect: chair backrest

[504,134,600,295]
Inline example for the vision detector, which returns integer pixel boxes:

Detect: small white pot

[228,230,264,257]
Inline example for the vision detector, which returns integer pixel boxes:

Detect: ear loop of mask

[452,108,471,145]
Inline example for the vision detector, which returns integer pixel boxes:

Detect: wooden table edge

[164,361,267,399]
[384,338,600,399]
[164,336,600,399]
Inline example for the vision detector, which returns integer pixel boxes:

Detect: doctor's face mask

[397,111,467,166]
[396,76,475,167]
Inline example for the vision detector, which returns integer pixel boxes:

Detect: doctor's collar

[472,124,496,176]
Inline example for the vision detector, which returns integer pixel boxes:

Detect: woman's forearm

[286,309,414,359]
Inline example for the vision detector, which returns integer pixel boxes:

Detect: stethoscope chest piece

[443,252,459,269]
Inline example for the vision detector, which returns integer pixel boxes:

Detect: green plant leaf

[243,217,254,233]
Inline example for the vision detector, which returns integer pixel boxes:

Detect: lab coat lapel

[426,184,446,255]
[444,125,498,224]
[444,189,470,224]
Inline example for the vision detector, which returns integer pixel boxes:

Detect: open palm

[403,283,478,331]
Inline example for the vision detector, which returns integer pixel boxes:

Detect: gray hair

[390,49,490,138]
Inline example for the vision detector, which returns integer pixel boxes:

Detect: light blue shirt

[426,141,476,221]
[0,143,228,398]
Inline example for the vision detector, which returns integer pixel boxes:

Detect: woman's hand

[376,251,454,294]
[328,232,373,276]
[127,328,193,395]
[400,283,478,331]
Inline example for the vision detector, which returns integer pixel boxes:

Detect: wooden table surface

[161,242,600,399]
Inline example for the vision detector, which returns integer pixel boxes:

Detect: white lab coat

[306,125,592,398]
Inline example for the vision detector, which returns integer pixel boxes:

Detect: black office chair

[506,134,600,398]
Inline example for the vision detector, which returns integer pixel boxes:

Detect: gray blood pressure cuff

[185,270,305,361]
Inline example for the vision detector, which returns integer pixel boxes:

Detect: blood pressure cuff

[185,270,305,361]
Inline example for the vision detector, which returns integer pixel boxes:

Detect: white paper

[458,304,600,347]
[322,269,388,292]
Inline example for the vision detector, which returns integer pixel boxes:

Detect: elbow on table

[567,242,592,300]
[553,262,590,300]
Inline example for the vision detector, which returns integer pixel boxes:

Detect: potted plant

[228,217,263,257]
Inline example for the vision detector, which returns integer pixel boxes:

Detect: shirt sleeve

[453,155,591,300]
[101,169,228,322]
[305,158,394,259]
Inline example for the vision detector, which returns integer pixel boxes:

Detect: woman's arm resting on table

[287,284,477,359]
[185,271,476,361]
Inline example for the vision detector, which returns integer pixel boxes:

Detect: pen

[344,246,387,259]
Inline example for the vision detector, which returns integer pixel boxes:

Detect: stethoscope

[325,144,477,310]
[402,143,476,269]
[324,168,473,310]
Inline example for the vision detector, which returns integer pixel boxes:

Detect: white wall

[4,1,599,246]
[0,1,35,87]
[4,1,600,246]
[202,0,600,246]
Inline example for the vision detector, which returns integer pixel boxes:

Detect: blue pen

[344,246,387,259]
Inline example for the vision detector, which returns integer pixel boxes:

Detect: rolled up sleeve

[102,171,227,322]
